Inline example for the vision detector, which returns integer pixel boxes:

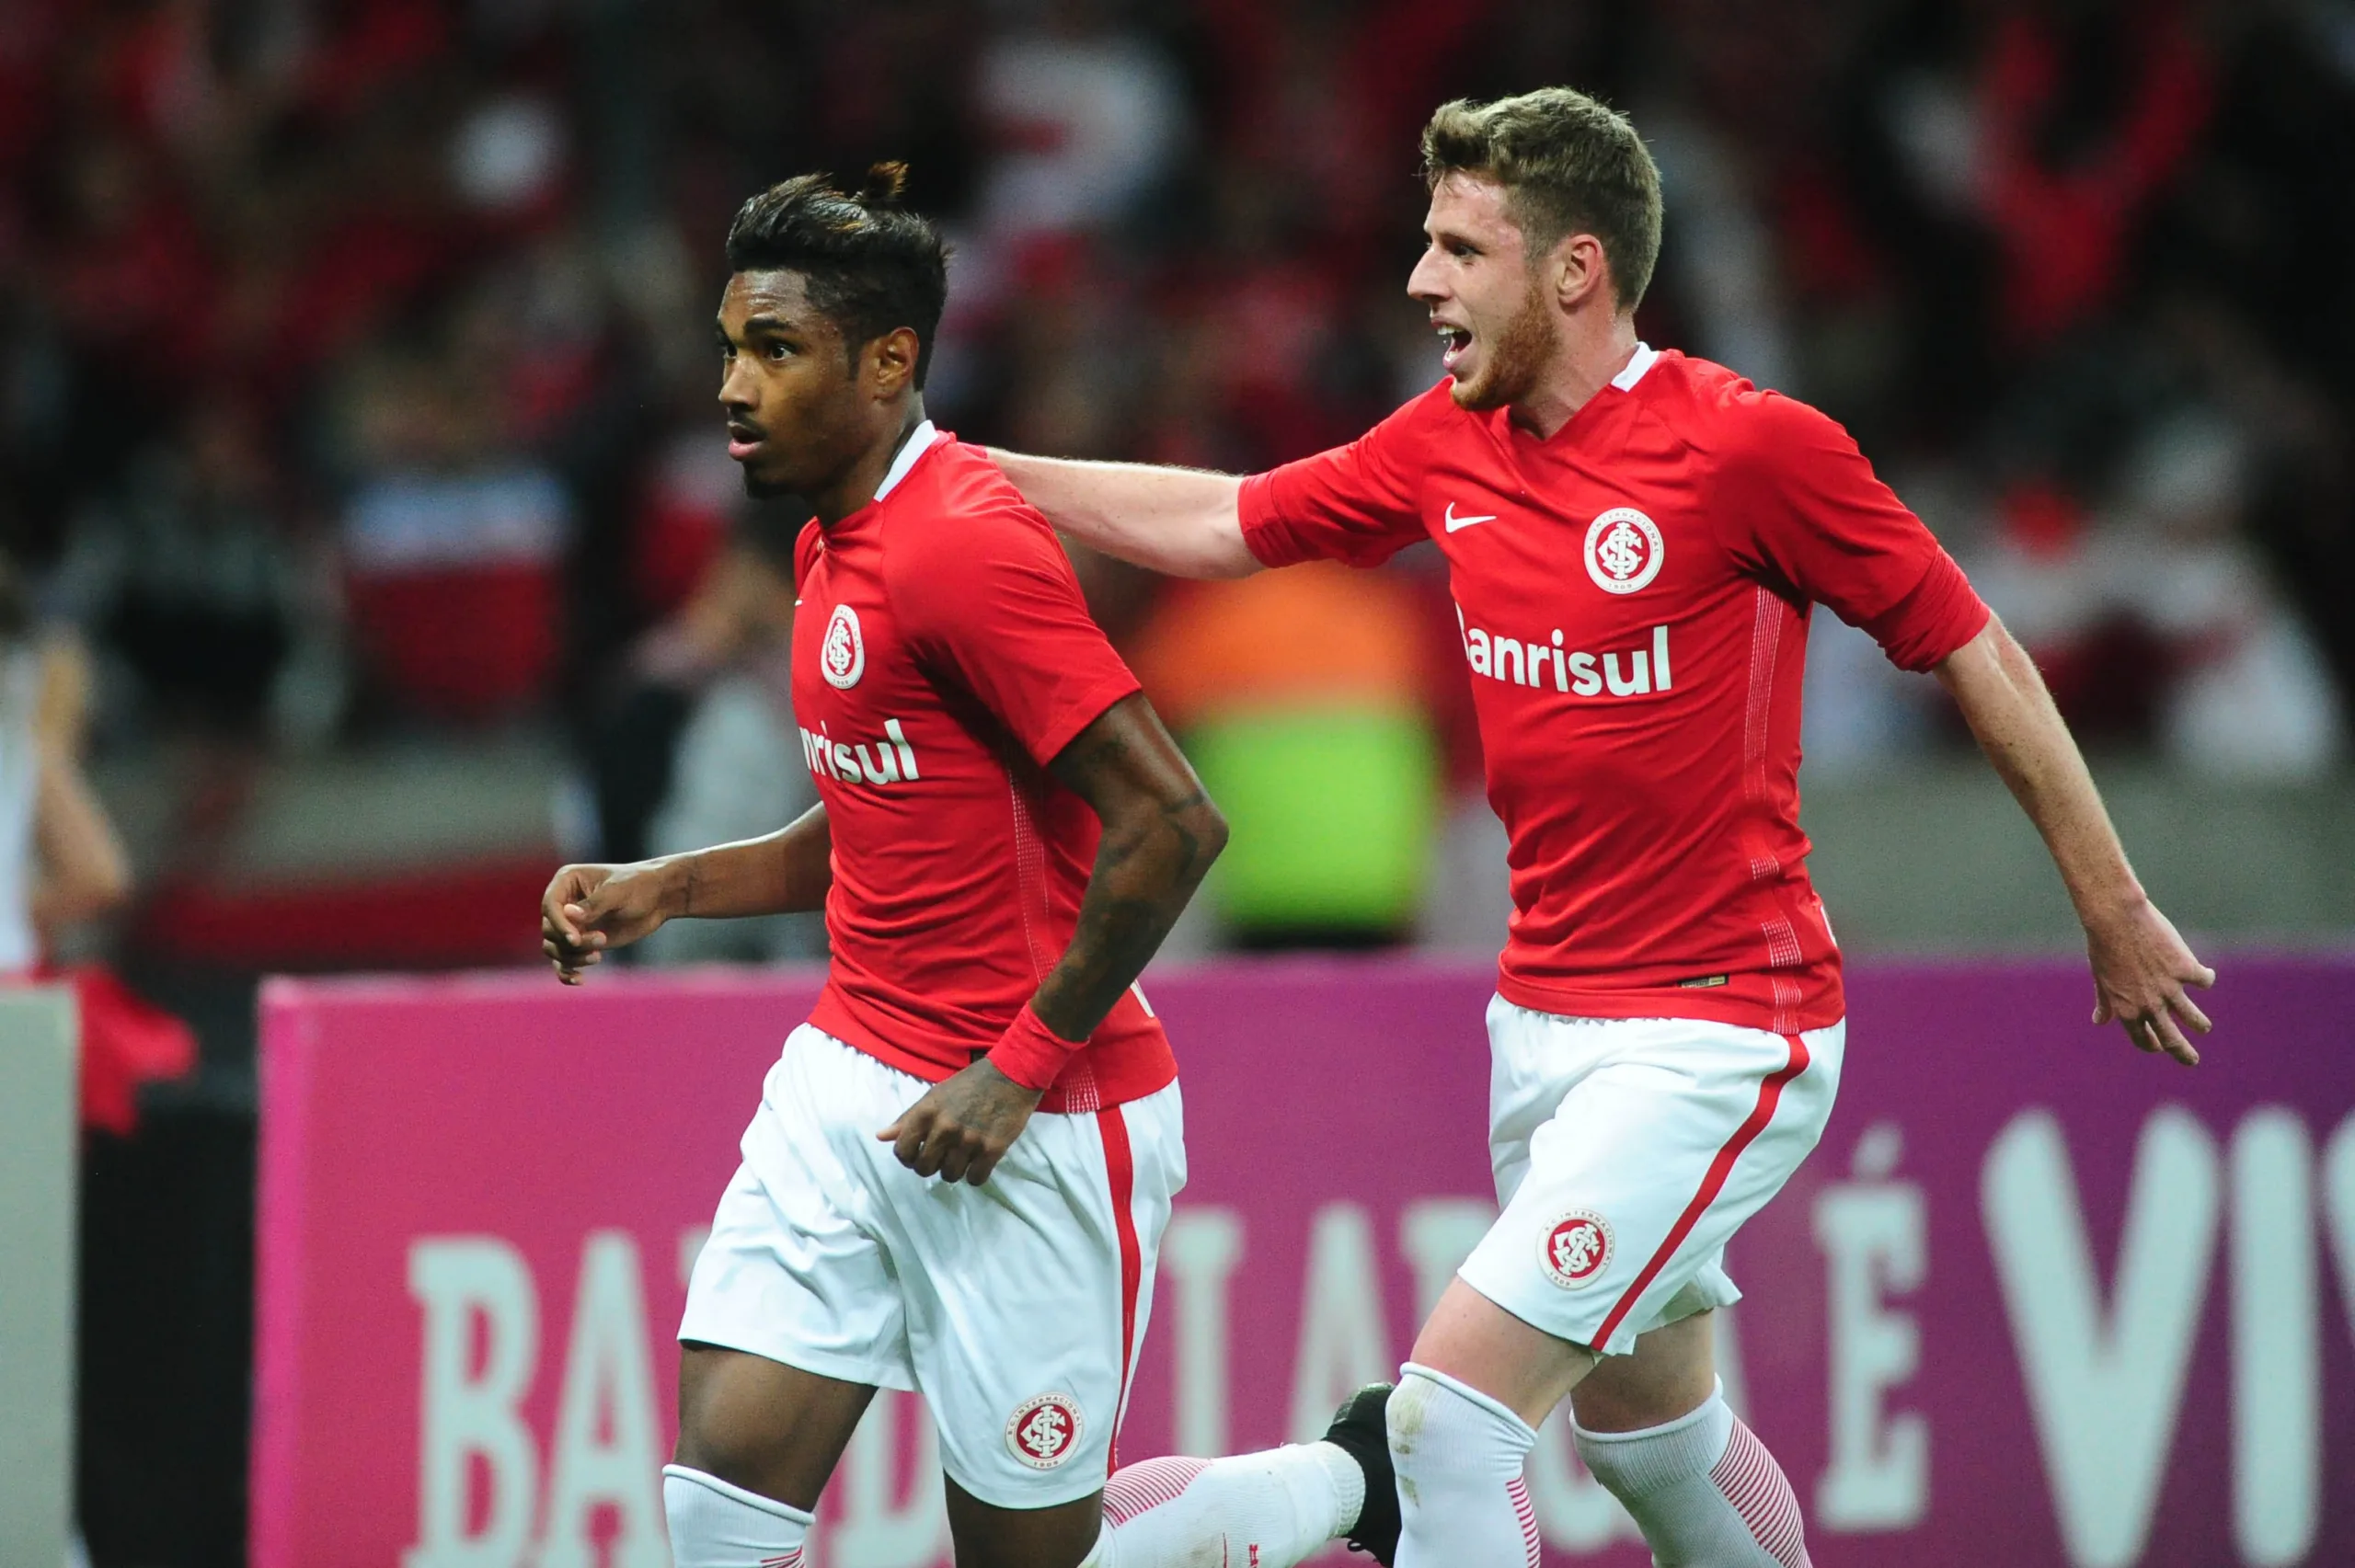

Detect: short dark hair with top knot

[725,163,949,387]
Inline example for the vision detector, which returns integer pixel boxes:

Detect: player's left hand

[879,1059,1044,1185]
[2085,896,2215,1066]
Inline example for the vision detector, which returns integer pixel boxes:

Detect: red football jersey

[1239,349,1991,1034]
[793,425,1174,1112]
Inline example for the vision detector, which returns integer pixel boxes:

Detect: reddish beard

[1452,279,1557,412]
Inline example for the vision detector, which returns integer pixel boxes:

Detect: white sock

[1085,1443,1365,1567]
[1387,1365,1542,1568]
[662,1464,815,1568]
[1573,1385,1809,1567]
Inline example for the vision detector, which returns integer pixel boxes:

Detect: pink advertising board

[254,956,2355,1567]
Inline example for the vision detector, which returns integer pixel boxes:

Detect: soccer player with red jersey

[541,169,1396,1568]
[994,90,2217,1568]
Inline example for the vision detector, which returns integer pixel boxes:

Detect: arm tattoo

[1031,712,1223,1041]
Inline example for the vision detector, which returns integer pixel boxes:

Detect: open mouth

[726,422,764,460]
[1435,324,1473,372]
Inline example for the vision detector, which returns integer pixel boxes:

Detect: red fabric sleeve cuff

[986,1004,1084,1093]
[1863,551,1993,672]
[1029,672,1143,771]
[1236,472,1310,568]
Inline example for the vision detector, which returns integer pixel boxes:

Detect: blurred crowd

[12,10,2353,1554]
[3,0,2353,960]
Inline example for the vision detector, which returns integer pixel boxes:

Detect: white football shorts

[680,1024,1186,1508]
[1457,996,1844,1357]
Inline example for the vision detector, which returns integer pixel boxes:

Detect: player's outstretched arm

[879,693,1226,1184]
[1934,616,2215,1063]
[989,449,1260,579]
[540,803,832,984]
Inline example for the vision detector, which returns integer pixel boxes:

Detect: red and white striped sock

[1085,1445,1363,1568]
[1573,1385,1809,1568]
[1387,1365,1542,1568]
[1508,1475,1544,1564]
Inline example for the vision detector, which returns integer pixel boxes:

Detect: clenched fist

[541,860,683,984]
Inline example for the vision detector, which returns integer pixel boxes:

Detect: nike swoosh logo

[1444,502,1497,532]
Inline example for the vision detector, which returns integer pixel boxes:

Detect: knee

[670,1346,847,1501]
[663,1465,813,1568]
[1384,1368,1437,1470]
[1569,1373,1711,1436]
[670,1388,789,1495]
[1386,1367,1537,1482]
[669,1421,762,1492]
[1384,1369,1545,1565]
[1568,1323,1715,1435]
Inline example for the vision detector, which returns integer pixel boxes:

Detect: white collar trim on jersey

[1610,342,1660,391]
[872,418,939,502]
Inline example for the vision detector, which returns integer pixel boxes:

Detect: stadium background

[1,0,2351,1564]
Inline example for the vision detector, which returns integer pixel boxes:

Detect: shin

[1574,1381,1809,1568]
[1079,1445,1366,1568]
[1387,1367,1541,1568]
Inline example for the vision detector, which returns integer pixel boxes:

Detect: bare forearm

[1936,618,2142,921]
[988,450,1258,579]
[1936,616,2214,1060]
[666,804,833,920]
[1028,794,1224,1041]
[32,748,130,927]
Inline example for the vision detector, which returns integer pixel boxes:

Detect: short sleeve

[890,508,1142,767]
[1713,393,1991,672]
[1238,391,1433,568]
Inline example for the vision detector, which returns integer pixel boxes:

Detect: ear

[1551,233,1614,314]
[869,326,922,398]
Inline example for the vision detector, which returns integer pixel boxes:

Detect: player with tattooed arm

[541,167,1396,1568]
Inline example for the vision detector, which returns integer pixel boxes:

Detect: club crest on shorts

[1584,508,1665,595]
[1005,1392,1085,1470]
[1541,1209,1614,1288]
[821,603,866,689]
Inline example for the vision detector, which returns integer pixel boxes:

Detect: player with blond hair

[994,87,2215,1567]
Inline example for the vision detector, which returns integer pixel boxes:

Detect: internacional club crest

[1584,508,1665,595]
[1006,1392,1085,1470]
[821,603,866,690]
[1540,1209,1614,1289]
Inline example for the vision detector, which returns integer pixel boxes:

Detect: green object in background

[1185,704,1440,935]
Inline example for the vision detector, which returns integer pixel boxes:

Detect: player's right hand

[541,861,677,984]
[878,1059,1044,1185]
